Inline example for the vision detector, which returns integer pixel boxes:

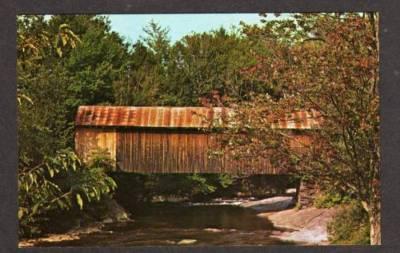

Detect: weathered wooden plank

[111,129,284,174]
[76,127,312,174]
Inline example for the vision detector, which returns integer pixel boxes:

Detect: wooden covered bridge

[74,106,321,174]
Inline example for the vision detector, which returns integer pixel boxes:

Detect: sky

[105,14,278,44]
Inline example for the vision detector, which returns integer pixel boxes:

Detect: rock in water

[204,228,223,233]
[177,239,197,245]
[240,196,294,212]
[285,188,297,195]
[259,207,339,245]
[103,198,130,222]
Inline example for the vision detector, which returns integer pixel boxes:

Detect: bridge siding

[75,128,117,163]
[75,127,286,174]
[118,130,205,173]
[116,129,277,174]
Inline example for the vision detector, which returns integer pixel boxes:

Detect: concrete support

[297,179,319,209]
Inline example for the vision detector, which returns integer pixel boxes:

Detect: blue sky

[105,14,280,44]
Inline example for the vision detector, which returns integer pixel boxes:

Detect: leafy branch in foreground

[18,149,117,237]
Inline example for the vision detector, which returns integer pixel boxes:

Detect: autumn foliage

[220,13,380,244]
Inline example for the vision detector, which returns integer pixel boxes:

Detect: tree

[17,16,80,106]
[17,15,120,238]
[219,13,380,244]
[113,23,276,107]
[160,28,270,106]
[113,41,163,106]
[113,21,170,106]
[58,15,128,111]
[141,20,171,66]
[17,15,82,162]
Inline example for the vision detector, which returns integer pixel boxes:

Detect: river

[31,202,295,247]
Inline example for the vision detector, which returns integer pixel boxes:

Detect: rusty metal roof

[271,110,322,129]
[75,106,321,129]
[75,106,228,128]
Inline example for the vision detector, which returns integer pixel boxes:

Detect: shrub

[327,201,370,245]
[314,191,351,208]
[18,148,117,238]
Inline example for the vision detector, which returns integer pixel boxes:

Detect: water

[34,203,293,246]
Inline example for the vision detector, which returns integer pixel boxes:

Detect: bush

[314,191,351,208]
[18,148,117,238]
[327,201,370,245]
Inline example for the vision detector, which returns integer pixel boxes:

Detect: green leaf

[32,203,40,215]
[92,187,100,201]
[59,24,70,30]
[48,168,54,178]
[24,182,29,192]
[28,173,33,184]
[18,209,24,219]
[61,35,67,46]
[56,47,63,57]
[76,193,83,210]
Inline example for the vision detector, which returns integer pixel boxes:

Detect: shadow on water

[35,202,295,247]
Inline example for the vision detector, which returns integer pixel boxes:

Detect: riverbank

[258,207,338,245]
[19,222,104,248]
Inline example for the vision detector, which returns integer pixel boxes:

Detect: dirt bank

[259,207,338,245]
[18,221,111,248]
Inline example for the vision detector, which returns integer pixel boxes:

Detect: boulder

[204,228,223,233]
[259,207,339,245]
[103,198,130,222]
[240,196,294,212]
[285,188,297,194]
[177,239,197,245]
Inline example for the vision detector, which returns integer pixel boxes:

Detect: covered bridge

[74,106,321,174]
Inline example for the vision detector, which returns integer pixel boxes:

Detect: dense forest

[17,13,379,244]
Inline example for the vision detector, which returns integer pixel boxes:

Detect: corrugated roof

[271,110,322,129]
[75,106,229,128]
[75,106,321,129]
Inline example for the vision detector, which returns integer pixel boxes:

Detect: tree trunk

[369,211,381,245]
[362,200,381,245]
[369,178,381,245]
